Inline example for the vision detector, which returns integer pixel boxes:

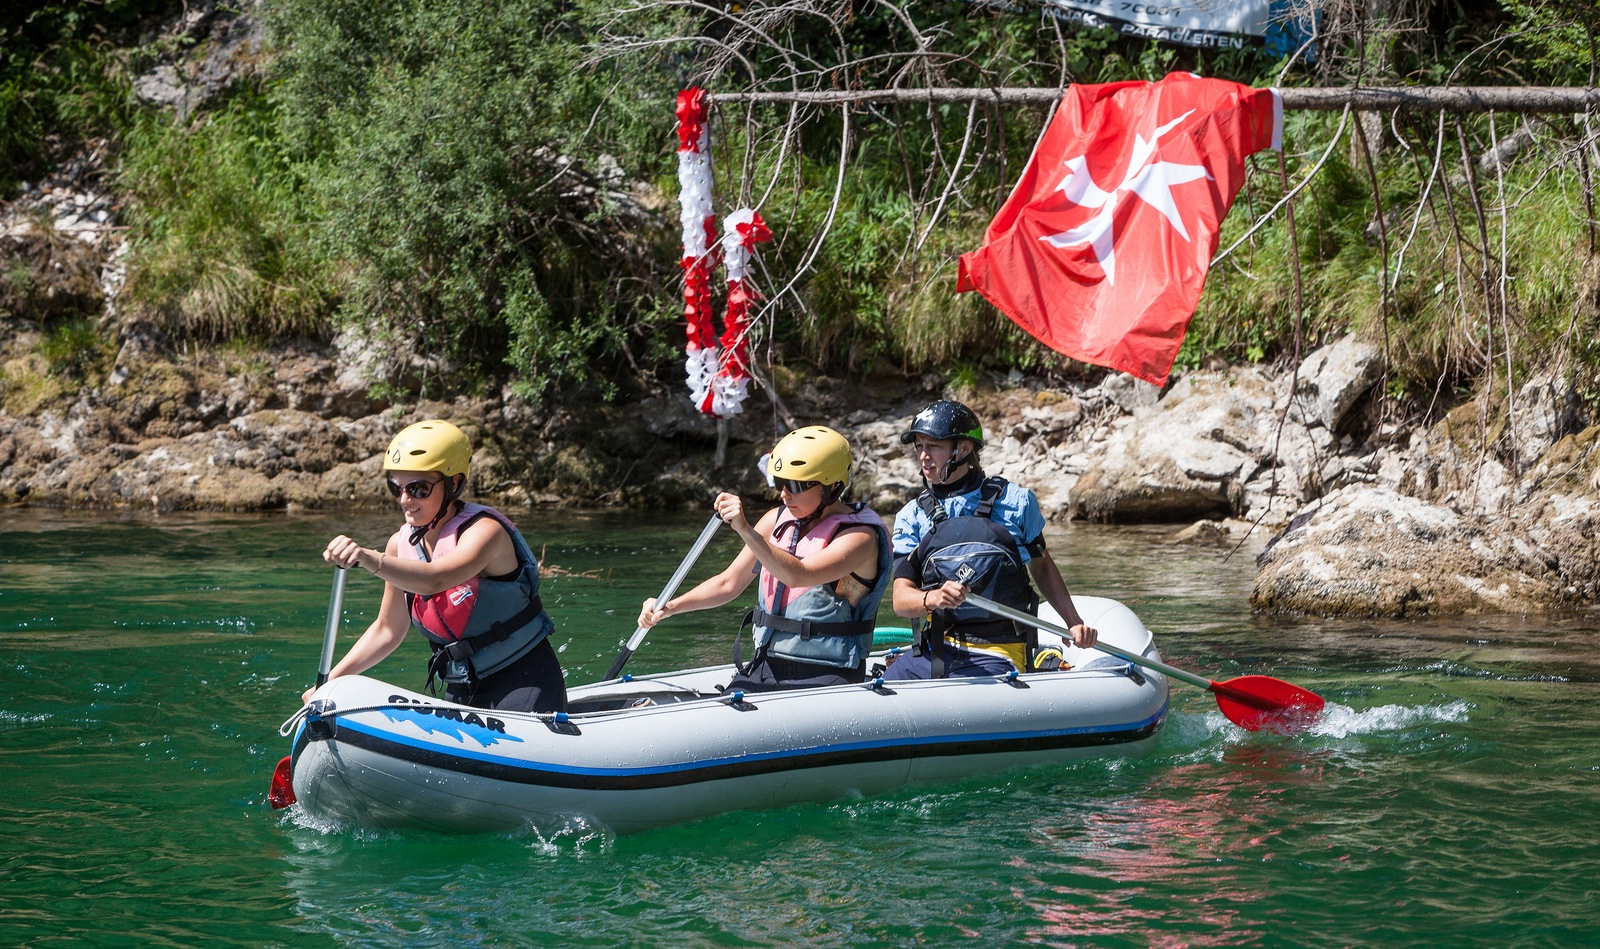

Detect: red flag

[957,72,1281,386]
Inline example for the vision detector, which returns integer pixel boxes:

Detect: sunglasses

[386,476,442,500]
[775,478,821,494]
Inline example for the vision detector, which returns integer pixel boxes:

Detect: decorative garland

[674,87,773,417]
[676,87,720,414]
[709,208,772,417]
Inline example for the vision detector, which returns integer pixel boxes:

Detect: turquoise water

[2,508,1597,947]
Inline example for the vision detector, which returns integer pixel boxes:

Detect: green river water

[2,507,1597,947]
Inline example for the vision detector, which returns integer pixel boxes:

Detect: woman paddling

[306,419,566,713]
[636,426,891,692]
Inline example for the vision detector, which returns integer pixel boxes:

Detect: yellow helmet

[767,425,852,487]
[384,419,472,477]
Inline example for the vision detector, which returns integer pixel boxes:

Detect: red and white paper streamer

[709,207,772,416]
[676,87,720,413]
[674,87,773,417]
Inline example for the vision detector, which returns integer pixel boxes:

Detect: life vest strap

[935,616,1031,645]
[915,476,1008,526]
[921,598,1041,677]
[751,607,876,640]
[426,594,545,687]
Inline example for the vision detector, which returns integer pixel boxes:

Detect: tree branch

[708,85,1600,113]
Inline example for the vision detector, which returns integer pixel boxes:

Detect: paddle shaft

[315,567,348,688]
[963,592,1217,692]
[603,513,722,680]
[965,593,1325,733]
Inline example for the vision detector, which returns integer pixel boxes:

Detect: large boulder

[1070,371,1276,522]
[1282,336,1383,432]
[90,410,395,510]
[1515,425,1600,600]
[1252,485,1564,615]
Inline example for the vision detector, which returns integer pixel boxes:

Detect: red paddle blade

[1210,675,1326,734]
[268,754,296,809]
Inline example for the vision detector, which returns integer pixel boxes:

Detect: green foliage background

[3,0,1597,414]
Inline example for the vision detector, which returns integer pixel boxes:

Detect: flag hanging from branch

[956,72,1282,387]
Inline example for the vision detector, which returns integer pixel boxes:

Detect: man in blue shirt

[884,400,1097,679]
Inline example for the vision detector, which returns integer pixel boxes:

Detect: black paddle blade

[1211,675,1326,734]
[603,648,634,682]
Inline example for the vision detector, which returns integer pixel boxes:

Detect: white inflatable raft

[279,595,1169,833]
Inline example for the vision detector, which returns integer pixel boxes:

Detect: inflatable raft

[276,595,1169,833]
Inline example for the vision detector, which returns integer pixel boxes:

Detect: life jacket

[912,476,1039,674]
[402,502,551,688]
[747,503,891,671]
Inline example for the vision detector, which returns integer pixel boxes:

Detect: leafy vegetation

[2,0,1597,418]
[0,1,163,193]
[117,91,331,339]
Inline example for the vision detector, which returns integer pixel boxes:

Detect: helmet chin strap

[780,481,846,541]
[409,474,466,547]
[940,447,974,484]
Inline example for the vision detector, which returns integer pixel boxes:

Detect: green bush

[11,0,1599,417]
[118,91,333,339]
[266,0,676,403]
[38,318,112,380]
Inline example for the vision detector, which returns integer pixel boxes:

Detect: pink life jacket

[401,502,549,684]
[751,503,891,670]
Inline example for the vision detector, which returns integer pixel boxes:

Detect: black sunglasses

[386,476,442,500]
[775,478,821,494]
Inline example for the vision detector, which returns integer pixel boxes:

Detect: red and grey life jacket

[747,503,891,671]
[402,502,550,688]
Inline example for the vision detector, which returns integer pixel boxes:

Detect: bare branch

[708,85,1600,113]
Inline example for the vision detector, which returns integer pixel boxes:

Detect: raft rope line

[277,701,567,738]
[676,86,772,417]
[276,689,713,738]
[277,655,1124,738]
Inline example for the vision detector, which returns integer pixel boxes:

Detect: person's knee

[881,653,931,681]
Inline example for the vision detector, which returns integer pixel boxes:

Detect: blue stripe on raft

[315,702,1168,791]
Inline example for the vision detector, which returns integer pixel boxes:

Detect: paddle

[603,514,723,680]
[269,566,347,810]
[962,592,1325,734]
[315,565,349,688]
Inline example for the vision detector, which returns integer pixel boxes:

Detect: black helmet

[899,400,984,447]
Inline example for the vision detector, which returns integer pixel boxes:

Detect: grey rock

[1252,485,1563,615]
[1284,336,1383,432]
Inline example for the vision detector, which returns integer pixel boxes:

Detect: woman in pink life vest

[636,426,891,692]
[307,419,566,713]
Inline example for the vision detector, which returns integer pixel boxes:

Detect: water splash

[1174,699,1473,744]
[1304,699,1471,738]
[509,813,615,856]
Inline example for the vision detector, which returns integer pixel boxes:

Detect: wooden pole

[707,86,1600,113]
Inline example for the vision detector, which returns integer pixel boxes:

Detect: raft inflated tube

[872,626,914,646]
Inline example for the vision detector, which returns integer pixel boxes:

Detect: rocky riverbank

[2,0,1595,617]
[3,309,1596,617]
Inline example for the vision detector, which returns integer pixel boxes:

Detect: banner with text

[1033,0,1314,56]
